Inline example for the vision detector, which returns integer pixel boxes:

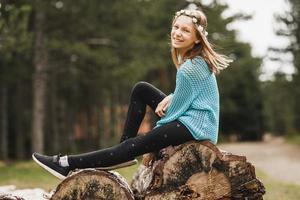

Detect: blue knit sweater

[155,56,219,144]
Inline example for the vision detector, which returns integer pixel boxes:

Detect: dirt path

[219,137,300,185]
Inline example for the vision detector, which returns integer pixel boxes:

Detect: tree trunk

[15,80,26,159]
[50,75,60,153]
[110,85,118,140]
[49,141,265,200]
[50,170,134,200]
[0,86,8,160]
[131,141,265,200]
[31,1,48,153]
[98,102,105,148]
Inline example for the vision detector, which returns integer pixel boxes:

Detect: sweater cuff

[168,93,173,98]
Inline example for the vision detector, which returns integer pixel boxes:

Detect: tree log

[50,169,134,200]
[131,141,265,200]
[50,141,265,200]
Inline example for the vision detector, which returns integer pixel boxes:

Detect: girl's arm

[155,71,194,127]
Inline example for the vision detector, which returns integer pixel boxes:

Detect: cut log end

[50,169,134,200]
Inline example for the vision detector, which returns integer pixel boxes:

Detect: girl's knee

[131,81,152,97]
[132,81,149,91]
[120,139,137,157]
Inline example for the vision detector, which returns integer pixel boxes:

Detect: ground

[220,136,300,185]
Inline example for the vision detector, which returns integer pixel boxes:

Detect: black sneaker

[32,153,70,180]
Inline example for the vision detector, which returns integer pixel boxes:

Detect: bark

[131,141,265,200]
[50,169,134,200]
[49,141,265,200]
[31,1,48,153]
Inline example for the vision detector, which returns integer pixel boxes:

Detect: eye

[173,25,179,29]
[183,28,190,33]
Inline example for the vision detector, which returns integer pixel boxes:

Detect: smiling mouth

[173,38,183,42]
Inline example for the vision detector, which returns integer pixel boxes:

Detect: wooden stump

[49,141,265,200]
[50,169,134,200]
[131,141,265,200]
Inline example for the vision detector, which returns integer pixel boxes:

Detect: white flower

[192,17,198,23]
[197,25,204,32]
[197,25,208,36]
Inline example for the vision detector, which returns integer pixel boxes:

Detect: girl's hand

[155,95,172,117]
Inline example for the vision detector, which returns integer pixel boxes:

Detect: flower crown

[175,10,208,36]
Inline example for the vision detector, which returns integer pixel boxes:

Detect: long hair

[171,9,232,74]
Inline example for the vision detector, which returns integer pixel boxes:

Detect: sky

[202,0,294,80]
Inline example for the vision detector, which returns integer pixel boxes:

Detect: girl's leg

[68,120,194,170]
[32,82,172,179]
[120,81,166,143]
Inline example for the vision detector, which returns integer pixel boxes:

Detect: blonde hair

[171,9,233,74]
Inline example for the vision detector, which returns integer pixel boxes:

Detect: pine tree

[196,0,264,140]
[269,0,300,133]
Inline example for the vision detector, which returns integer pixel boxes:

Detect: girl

[33,9,232,180]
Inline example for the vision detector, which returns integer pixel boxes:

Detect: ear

[195,40,200,44]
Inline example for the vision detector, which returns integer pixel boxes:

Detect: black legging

[68,81,194,170]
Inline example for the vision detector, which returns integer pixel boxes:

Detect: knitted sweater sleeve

[155,69,194,127]
[155,57,212,128]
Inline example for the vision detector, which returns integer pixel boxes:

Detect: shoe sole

[32,154,67,180]
[95,159,138,170]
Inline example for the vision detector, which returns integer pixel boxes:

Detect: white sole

[95,159,138,170]
[32,154,67,180]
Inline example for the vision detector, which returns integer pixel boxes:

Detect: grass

[1,161,300,199]
[0,160,140,192]
[0,161,60,191]
[286,134,300,146]
[256,170,300,200]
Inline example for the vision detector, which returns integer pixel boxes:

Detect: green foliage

[262,73,296,135]
[0,3,33,83]
[201,1,264,140]
[266,0,300,134]
[0,0,271,158]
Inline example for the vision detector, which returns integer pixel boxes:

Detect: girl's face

[171,15,198,54]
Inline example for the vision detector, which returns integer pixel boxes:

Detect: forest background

[0,0,299,159]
